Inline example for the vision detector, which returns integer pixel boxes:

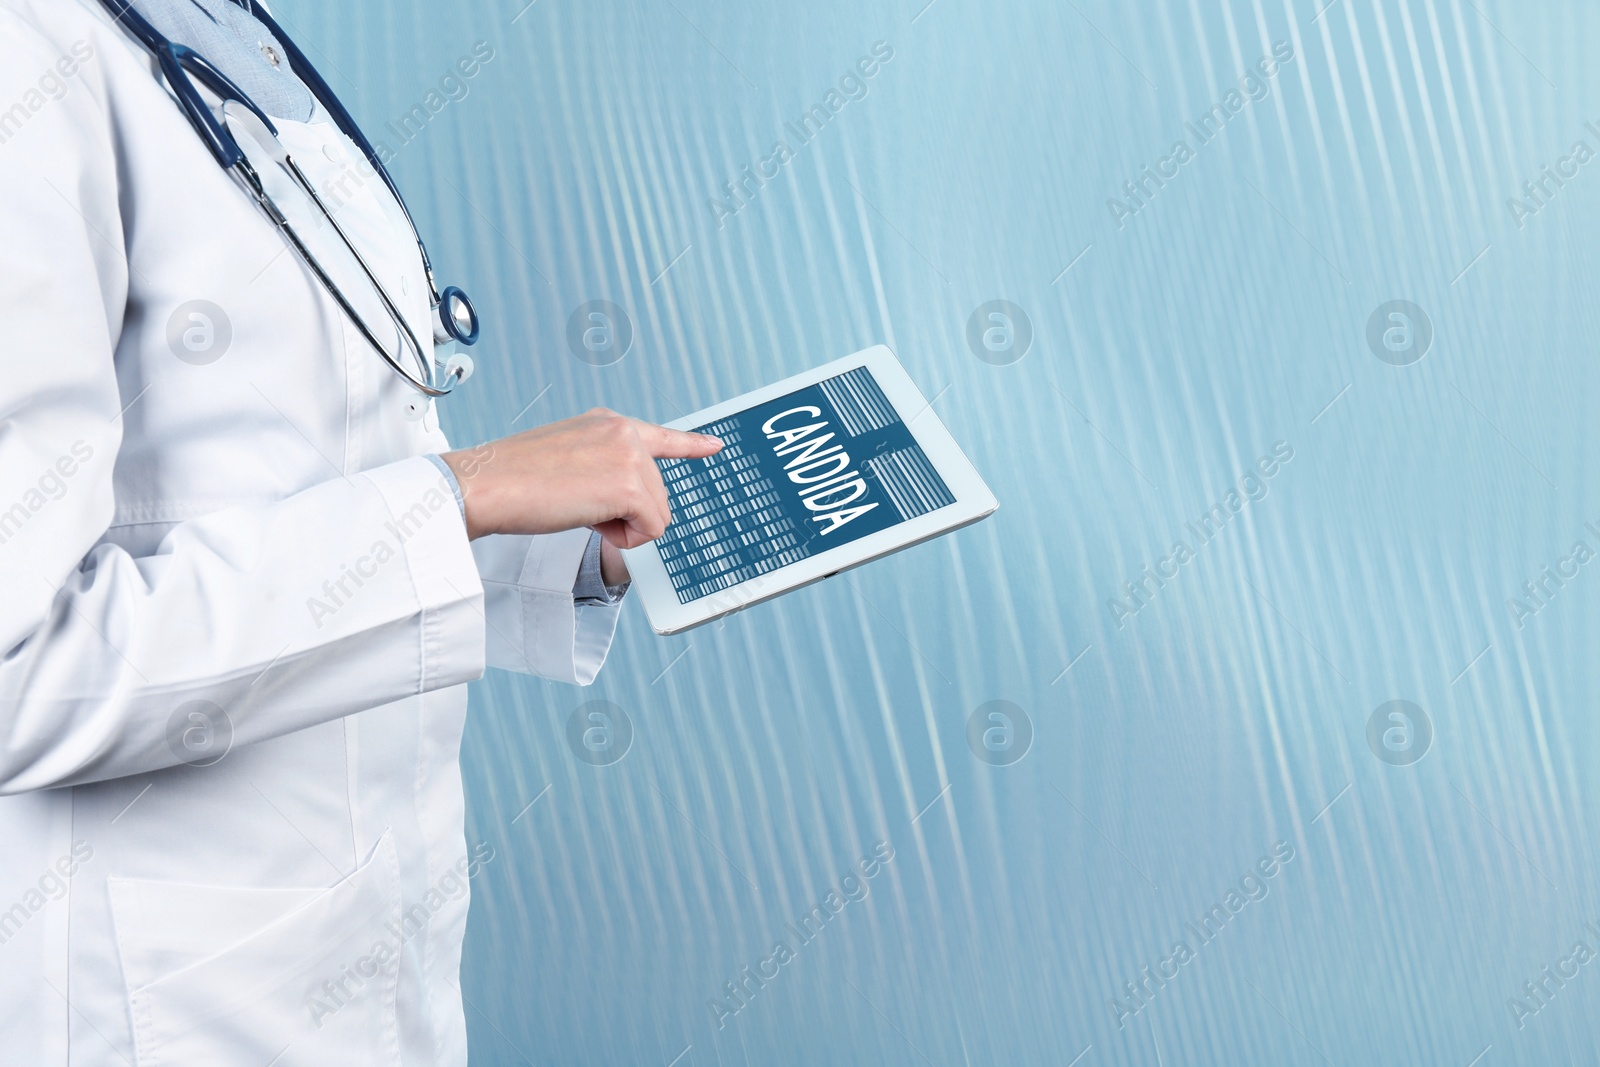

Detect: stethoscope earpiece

[443,352,474,385]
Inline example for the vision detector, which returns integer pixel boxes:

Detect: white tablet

[621,345,998,634]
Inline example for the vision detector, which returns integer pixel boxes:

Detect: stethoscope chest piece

[437,286,479,347]
[102,0,483,400]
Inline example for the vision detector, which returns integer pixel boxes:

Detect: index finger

[636,421,723,459]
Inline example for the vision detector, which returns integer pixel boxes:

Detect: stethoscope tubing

[95,0,477,397]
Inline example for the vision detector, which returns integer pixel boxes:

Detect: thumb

[593,517,654,550]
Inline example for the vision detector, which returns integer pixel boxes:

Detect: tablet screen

[654,366,956,604]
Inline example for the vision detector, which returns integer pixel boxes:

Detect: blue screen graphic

[654,366,954,603]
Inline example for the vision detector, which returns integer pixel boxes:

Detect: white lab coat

[0,2,621,1063]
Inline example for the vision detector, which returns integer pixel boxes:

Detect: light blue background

[279,0,1600,1062]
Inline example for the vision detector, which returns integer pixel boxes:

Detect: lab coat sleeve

[0,18,487,794]
[471,530,623,685]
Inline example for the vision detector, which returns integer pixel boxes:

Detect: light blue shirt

[129,0,316,121]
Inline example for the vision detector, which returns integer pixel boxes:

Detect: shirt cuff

[573,530,630,605]
[422,452,466,520]
[472,529,622,684]
[430,452,626,607]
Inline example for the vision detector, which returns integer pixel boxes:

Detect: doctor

[0,0,719,1063]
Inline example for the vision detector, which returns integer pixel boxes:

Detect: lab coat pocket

[109,832,403,1067]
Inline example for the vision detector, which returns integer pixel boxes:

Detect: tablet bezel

[621,345,998,635]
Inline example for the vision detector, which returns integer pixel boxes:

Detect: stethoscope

[98,0,479,398]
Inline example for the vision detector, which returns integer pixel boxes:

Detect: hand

[440,409,721,547]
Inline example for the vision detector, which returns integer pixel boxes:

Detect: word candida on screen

[762,407,880,535]
[1506,125,1600,230]
[1105,41,1295,230]
[1505,520,1600,630]
[1107,840,1296,1031]
[707,841,895,1030]
[1506,919,1600,1030]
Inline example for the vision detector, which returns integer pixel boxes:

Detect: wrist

[440,444,499,540]
[599,538,630,586]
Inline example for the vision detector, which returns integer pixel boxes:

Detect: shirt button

[260,42,281,68]
[322,144,341,163]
